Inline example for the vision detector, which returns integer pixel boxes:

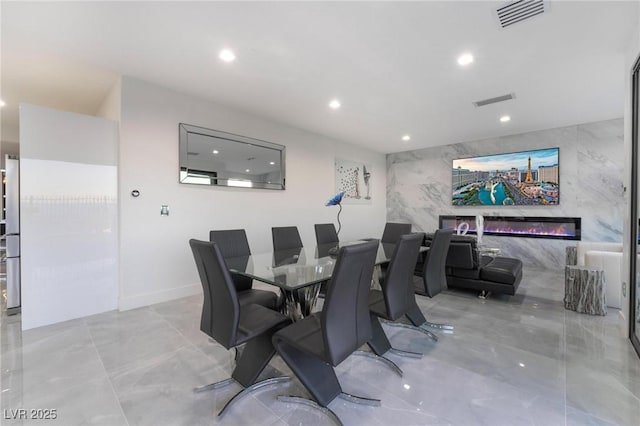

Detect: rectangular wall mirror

[179,123,286,190]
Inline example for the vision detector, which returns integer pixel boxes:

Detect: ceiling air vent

[187,151,199,156]
[496,0,546,28]
[473,93,515,108]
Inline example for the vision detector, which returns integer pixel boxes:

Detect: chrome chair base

[353,350,403,377]
[278,396,343,426]
[219,376,290,418]
[381,319,439,342]
[421,320,454,331]
[339,392,381,407]
[389,348,423,359]
[193,377,235,393]
[195,376,291,417]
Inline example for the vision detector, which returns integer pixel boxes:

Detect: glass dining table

[226,241,428,320]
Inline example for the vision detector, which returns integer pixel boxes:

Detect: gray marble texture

[2,267,639,425]
[387,118,624,271]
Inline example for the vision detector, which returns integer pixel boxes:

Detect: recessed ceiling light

[329,99,341,109]
[269,161,275,165]
[212,150,219,154]
[402,135,411,141]
[457,53,474,66]
[0,100,5,107]
[500,115,511,123]
[219,49,236,63]
[245,169,250,173]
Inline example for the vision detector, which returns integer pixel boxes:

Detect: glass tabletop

[226,241,427,291]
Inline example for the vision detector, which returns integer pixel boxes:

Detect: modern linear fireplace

[439,215,581,240]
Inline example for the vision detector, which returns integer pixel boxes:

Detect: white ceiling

[1,1,638,153]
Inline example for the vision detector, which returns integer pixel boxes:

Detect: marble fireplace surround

[387,118,624,271]
[439,215,581,241]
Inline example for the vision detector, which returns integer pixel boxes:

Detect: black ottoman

[479,257,523,294]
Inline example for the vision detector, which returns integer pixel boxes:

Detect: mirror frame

[630,52,640,359]
[179,123,286,190]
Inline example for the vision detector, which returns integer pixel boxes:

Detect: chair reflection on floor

[189,239,291,417]
[272,241,381,424]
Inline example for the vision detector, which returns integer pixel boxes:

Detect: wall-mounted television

[452,147,559,206]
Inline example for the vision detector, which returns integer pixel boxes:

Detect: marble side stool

[564,265,607,316]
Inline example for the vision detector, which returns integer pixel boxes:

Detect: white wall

[0,140,20,167]
[118,77,387,310]
[96,77,122,122]
[20,104,118,330]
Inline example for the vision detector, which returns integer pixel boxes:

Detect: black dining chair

[407,229,455,331]
[314,223,339,245]
[210,229,280,310]
[381,222,412,244]
[368,233,437,358]
[272,226,303,252]
[378,222,413,281]
[272,240,381,417]
[314,223,340,296]
[189,239,292,417]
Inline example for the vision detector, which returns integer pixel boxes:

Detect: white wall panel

[20,104,118,330]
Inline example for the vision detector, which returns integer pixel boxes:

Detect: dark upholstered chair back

[210,229,253,292]
[272,226,304,251]
[314,223,339,245]
[210,229,251,258]
[321,240,378,365]
[381,222,412,244]
[189,239,240,349]
[381,233,424,319]
[422,229,454,297]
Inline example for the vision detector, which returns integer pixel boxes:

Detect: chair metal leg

[218,376,291,418]
[406,301,454,331]
[420,320,454,331]
[277,396,343,426]
[338,392,381,407]
[353,350,403,377]
[370,315,428,357]
[381,319,439,342]
[389,348,423,359]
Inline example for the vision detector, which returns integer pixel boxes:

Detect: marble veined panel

[387,119,624,271]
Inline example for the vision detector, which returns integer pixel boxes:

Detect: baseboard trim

[118,283,202,311]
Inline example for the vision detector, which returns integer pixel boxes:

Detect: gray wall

[387,118,624,271]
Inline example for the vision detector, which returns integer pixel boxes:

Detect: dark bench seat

[422,235,522,296]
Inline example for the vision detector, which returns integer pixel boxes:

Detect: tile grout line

[149,304,292,422]
[83,317,131,426]
[150,305,288,424]
[147,304,224,364]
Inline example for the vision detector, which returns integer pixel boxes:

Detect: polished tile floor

[1,267,639,425]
